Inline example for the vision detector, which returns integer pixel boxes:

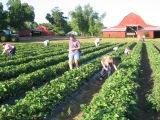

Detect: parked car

[0,30,19,42]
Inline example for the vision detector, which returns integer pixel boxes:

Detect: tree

[24,21,38,29]
[69,6,88,35]
[46,7,71,35]
[69,4,105,36]
[7,0,35,31]
[0,2,9,29]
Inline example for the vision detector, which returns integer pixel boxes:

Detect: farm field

[0,38,160,120]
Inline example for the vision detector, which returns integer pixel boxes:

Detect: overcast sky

[1,0,160,27]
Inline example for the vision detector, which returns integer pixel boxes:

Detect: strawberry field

[0,39,160,120]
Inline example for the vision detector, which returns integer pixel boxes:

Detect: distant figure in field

[1,43,16,57]
[113,46,118,51]
[68,34,81,70]
[124,47,131,55]
[142,35,145,42]
[100,55,117,80]
[43,40,50,46]
[95,37,101,47]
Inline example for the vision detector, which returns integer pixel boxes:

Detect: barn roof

[116,12,150,27]
[103,12,157,32]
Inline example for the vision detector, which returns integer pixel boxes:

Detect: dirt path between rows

[49,72,104,120]
[136,43,159,120]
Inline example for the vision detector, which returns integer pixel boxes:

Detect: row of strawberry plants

[0,43,93,61]
[0,43,123,102]
[0,60,102,120]
[16,43,67,53]
[0,47,63,62]
[0,43,128,120]
[146,43,160,111]
[82,43,142,120]
[0,43,97,67]
[1,43,93,55]
[0,43,110,67]
[0,53,68,81]
[14,43,88,58]
[0,43,56,56]
[0,43,68,54]
[0,43,115,81]
[0,47,65,65]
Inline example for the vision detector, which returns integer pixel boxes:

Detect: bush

[0,36,7,42]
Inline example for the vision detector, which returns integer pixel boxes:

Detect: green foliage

[7,0,35,31]
[69,4,105,36]
[46,7,71,35]
[82,43,142,120]
[0,43,115,101]
[0,42,129,120]
[0,43,114,81]
[24,21,38,29]
[147,43,160,111]
[0,2,9,29]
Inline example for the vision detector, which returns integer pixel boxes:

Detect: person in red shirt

[2,43,16,56]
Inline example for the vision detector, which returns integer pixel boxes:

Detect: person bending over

[100,55,117,80]
[2,43,16,57]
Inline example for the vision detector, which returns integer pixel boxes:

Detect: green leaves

[69,4,105,36]
[0,42,135,119]
[7,0,35,30]
[46,7,71,35]
[146,43,160,111]
[82,43,142,120]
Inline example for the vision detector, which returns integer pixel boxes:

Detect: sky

[1,0,160,27]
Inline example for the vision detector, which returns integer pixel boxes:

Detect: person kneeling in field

[100,55,117,80]
[68,34,81,70]
[1,43,16,57]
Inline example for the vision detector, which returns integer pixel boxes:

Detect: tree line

[0,0,105,36]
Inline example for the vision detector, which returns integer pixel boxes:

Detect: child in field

[113,46,118,51]
[68,34,81,70]
[1,43,16,57]
[124,47,131,55]
[100,55,117,80]
[44,40,50,46]
[95,38,101,47]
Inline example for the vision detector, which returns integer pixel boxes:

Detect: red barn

[102,12,160,38]
[36,26,54,36]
